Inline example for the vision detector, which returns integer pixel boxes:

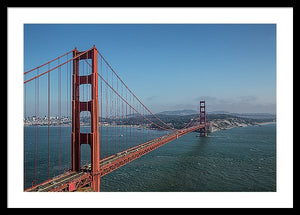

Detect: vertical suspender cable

[34,69,36,185]
[60,59,62,174]
[81,60,85,166]
[24,80,26,188]
[136,100,138,146]
[100,57,103,159]
[106,65,108,157]
[34,68,38,185]
[66,54,69,170]
[78,57,81,167]
[114,73,117,153]
[125,88,127,150]
[117,79,119,153]
[140,104,142,144]
[86,58,88,165]
[82,60,85,165]
[129,94,131,149]
[69,59,72,169]
[142,106,144,143]
[34,73,36,186]
[111,72,114,154]
[48,63,51,179]
[57,59,59,174]
[57,57,61,175]
[37,68,39,184]
[136,99,138,146]
[122,86,125,149]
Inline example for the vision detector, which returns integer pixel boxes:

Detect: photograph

[23,23,277,192]
[6,7,293,208]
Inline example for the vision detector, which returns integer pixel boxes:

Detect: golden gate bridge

[24,46,208,192]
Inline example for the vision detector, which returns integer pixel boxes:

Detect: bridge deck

[25,125,202,192]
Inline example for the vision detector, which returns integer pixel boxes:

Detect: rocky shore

[208,118,275,133]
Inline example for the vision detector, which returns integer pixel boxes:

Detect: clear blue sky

[24,24,276,114]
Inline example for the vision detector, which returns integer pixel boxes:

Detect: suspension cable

[97,72,171,131]
[24,50,74,75]
[96,50,176,131]
[24,48,93,84]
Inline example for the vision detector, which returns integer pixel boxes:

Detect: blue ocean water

[24,124,276,191]
[100,124,276,192]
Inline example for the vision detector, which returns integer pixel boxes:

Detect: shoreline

[23,124,164,131]
[255,121,276,126]
[24,120,276,132]
[209,120,276,133]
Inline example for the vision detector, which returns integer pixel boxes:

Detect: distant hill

[207,111,275,119]
[157,109,276,120]
[208,111,231,114]
[156,109,198,116]
[229,112,276,119]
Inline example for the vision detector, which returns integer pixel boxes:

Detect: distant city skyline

[24,24,276,114]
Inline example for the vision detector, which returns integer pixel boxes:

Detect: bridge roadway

[25,125,203,192]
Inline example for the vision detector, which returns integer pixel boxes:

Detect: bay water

[24,124,276,191]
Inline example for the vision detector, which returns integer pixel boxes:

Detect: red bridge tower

[72,46,100,192]
[199,100,207,137]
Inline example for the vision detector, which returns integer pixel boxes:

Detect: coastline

[255,121,276,126]
[24,118,276,132]
[209,120,276,133]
